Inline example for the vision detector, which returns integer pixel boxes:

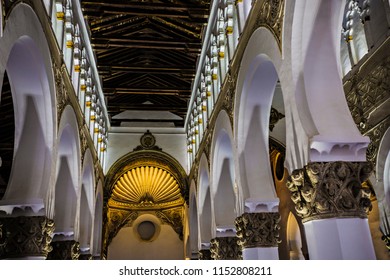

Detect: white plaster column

[304,218,375,259]
[287,162,376,260]
[235,0,245,34]
[235,200,280,260]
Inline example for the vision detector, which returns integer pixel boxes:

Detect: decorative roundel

[140,131,156,148]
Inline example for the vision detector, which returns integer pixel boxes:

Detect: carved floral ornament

[133,130,162,151]
[47,240,80,260]
[156,208,184,240]
[255,0,285,51]
[235,212,281,248]
[104,209,139,249]
[286,161,373,223]
[210,236,241,260]
[0,216,54,259]
[198,249,212,260]
[54,62,69,123]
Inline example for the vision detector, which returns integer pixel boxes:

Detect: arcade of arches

[0,0,389,260]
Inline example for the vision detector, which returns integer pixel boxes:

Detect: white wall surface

[106,127,188,174]
[108,224,184,260]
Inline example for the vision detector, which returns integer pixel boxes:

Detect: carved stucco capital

[79,253,93,260]
[47,240,80,260]
[0,216,54,259]
[210,236,241,260]
[235,212,281,249]
[286,161,373,223]
[198,249,212,260]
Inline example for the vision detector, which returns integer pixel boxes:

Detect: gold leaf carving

[112,166,182,206]
[255,0,284,51]
[156,208,184,240]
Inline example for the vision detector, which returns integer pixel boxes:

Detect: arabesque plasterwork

[0,216,54,259]
[286,161,373,223]
[210,236,241,260]
[235,212,281,248]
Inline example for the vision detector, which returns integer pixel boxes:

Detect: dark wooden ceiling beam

[98,65,195,75]
[92,38,201,52]
[108,104,187,111]
[104,87,190,95]
[110,119,184,127]
[92,37,200,46]
[82,1,209,14]
[111,118,183,123]
[82,8,208,22]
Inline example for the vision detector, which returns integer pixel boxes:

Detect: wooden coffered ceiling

[81,0,210,127]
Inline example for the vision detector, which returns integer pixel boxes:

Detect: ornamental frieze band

[286,161,373,223]
[0,216,54,259]
[235,212,281,248]
[210,236,241,260]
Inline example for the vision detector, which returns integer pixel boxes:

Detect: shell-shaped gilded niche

[112,166,181,205]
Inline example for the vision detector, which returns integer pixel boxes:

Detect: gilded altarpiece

[103,132,188,259]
